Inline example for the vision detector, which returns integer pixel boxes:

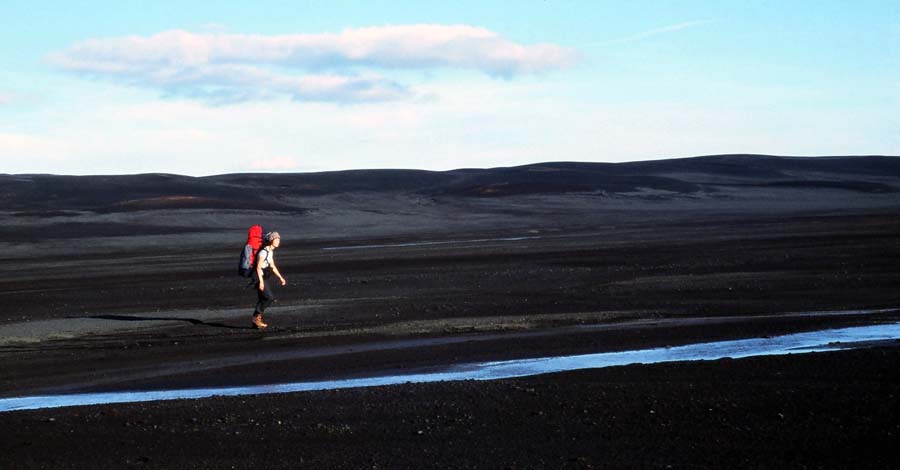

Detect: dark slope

[624,154,900,178]
[1,155,897,212]
[208,169,456,195]
[0,173,298,213]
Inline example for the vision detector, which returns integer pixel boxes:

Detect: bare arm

[256,258,266,290]
[270,260,286,286]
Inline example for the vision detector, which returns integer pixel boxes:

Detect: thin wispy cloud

[49,25,577,105]
[585,20,712,47]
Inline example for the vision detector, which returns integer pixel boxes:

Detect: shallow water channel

[2,322,899,413]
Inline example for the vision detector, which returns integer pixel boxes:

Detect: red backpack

[238,225,264,277]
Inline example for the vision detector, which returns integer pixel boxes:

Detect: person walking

[252,231,286,329]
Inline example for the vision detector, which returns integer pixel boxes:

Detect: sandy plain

[2,157,900,468]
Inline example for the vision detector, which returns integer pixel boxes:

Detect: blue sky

[2,1,898,175]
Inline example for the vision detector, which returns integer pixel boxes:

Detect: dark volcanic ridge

[2,154,898,213]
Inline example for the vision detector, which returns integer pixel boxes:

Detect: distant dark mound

[625,154,900,180]
[0,174,298,213]
[428,155,900,197]
[2,155,898,212]
[207,169,456,195]
[437,165,698,197]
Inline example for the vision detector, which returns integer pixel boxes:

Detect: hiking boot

[252,314,268,329]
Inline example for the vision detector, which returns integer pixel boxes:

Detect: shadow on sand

[88,314,253,330]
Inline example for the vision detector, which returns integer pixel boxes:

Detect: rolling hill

[1,154,898,213]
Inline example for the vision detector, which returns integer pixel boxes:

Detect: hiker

[252,231,286,329]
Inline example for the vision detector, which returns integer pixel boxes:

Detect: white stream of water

[2,322,898,413]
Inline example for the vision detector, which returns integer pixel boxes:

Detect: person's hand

[259,282,265,291]
[279,277,287,286]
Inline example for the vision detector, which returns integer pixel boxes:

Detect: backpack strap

[257,247,270,268]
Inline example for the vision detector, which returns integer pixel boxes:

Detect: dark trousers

[255,275,276,314]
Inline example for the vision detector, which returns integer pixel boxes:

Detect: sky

[1,1,899,176]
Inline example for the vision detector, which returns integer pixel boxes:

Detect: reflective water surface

[2,322,898,413]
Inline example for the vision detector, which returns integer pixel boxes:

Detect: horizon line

[3,154,896,178]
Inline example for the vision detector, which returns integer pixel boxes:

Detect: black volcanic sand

[2,348,898,469]
[2,209,900,468]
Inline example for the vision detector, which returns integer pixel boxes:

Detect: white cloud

[49,25,577,105]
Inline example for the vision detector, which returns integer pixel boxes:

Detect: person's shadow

[88,314,253,330]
